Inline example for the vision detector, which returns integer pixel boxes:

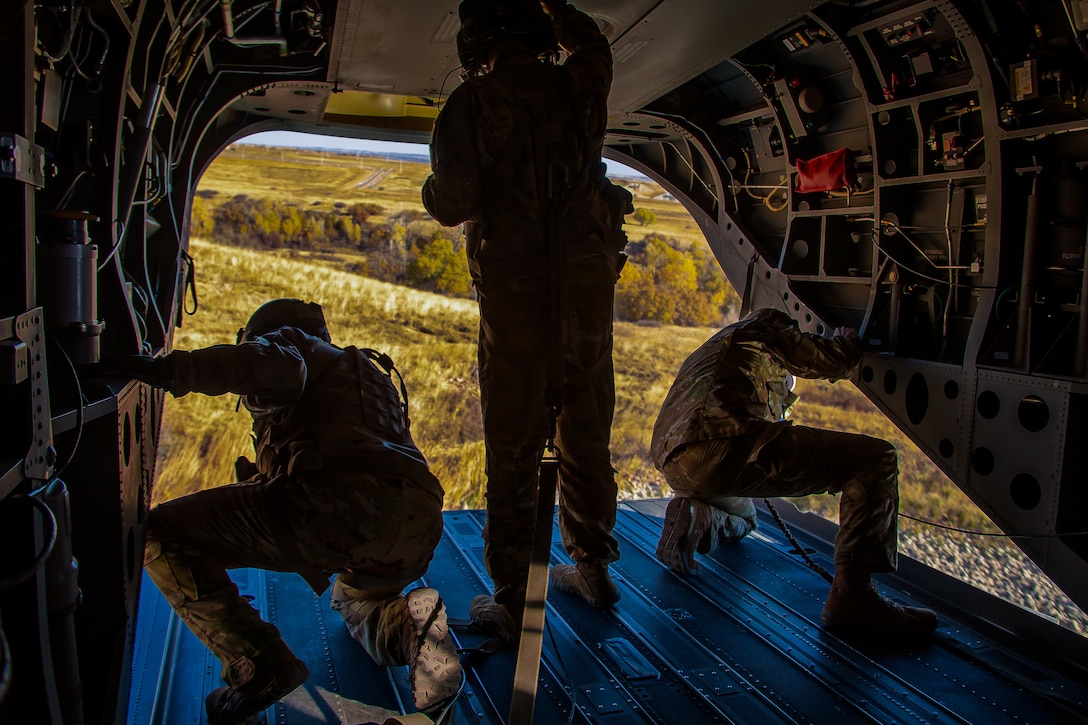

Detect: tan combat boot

[205,641,309,725]
[657,497,756,576]
[469,594,519,644]
[550,561,621,609]
[821,579,938,637]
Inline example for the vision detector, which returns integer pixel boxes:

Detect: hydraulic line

[41,481,82,725]
[1014,169,1043,370]
[1077,224,1088,376]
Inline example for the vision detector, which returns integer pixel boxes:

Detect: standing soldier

[652,307,938,636]
[108,299,462,724]
[422,0,631,642]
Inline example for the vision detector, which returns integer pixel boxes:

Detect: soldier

[422,0,630,642]
[109,299,463,724]
[651,307,938,636]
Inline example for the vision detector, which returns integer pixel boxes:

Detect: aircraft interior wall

[3,0,1088,722]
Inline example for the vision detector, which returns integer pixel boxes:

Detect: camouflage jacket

[650,308,862,468]
[421,3,615,281]
[163,327,439,497]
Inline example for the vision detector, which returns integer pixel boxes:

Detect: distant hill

[312,148,431,164]
[206,143,694,242]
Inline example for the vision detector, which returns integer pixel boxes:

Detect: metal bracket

[0,132,46,188]
[16,309,54,480]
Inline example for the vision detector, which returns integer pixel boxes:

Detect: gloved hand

[95,354,175,390]
[234,456,260,481]
[833,326,860,346]
[540,0,566,16]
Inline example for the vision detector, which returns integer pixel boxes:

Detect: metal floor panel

[128,500,1088,725]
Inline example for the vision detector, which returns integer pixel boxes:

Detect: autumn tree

[347,202,384,226]
[633,207,656,226]
[615,234,734,326]
[407,232,472,297]
[189,196,214,238]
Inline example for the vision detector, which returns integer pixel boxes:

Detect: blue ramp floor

[128,499,1088,725]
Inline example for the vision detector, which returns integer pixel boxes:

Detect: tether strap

[508,448,559,723]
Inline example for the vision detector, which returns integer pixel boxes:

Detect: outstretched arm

[753,309,862,381]
[170,338,307,402]
[543,2,612,138]
[107,336,307,404]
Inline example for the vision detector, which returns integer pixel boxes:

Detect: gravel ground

[898,528,1088,636]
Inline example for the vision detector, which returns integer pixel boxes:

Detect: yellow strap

[381,714,433,725]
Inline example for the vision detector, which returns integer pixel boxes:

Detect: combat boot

[205,641,309,725]
[657,497,754,576]
[550,562,620,609]
[469,594,518,644]
[404,587,463,715]
[696,497,756,553]
[821,583,938,637]
[656,497,699,574]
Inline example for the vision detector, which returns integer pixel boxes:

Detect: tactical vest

[250,343,416,478]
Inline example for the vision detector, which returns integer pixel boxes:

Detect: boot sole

[821,610,939,638]
[407,588,463,714]
[656,498,699,575]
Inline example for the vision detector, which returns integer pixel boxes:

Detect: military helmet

[240,298,330,342]
[456,0,557,76]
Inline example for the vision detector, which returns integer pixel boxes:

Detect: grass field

[159,238,985,528]
[185,144,985,523]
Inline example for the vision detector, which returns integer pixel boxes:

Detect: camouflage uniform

[422,3,622,613]
[651,308,900,572]
[143,327,445,687]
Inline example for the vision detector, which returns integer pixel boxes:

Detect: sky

[238,130,646,178]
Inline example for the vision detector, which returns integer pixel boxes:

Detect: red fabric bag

[794,148,856,193]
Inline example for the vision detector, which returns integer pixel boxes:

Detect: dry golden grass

[205,146,434,213]
[155,239,481,504]
[157,238,973,537]
[157,240,708,509]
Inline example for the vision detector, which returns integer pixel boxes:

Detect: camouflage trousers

[476,255,621,613]
[144,470,443,686]
[663,423,899,572]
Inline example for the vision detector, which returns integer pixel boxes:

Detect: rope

[762,498,833,583]
[898,511,1088,539]
[763,500,1088,583]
